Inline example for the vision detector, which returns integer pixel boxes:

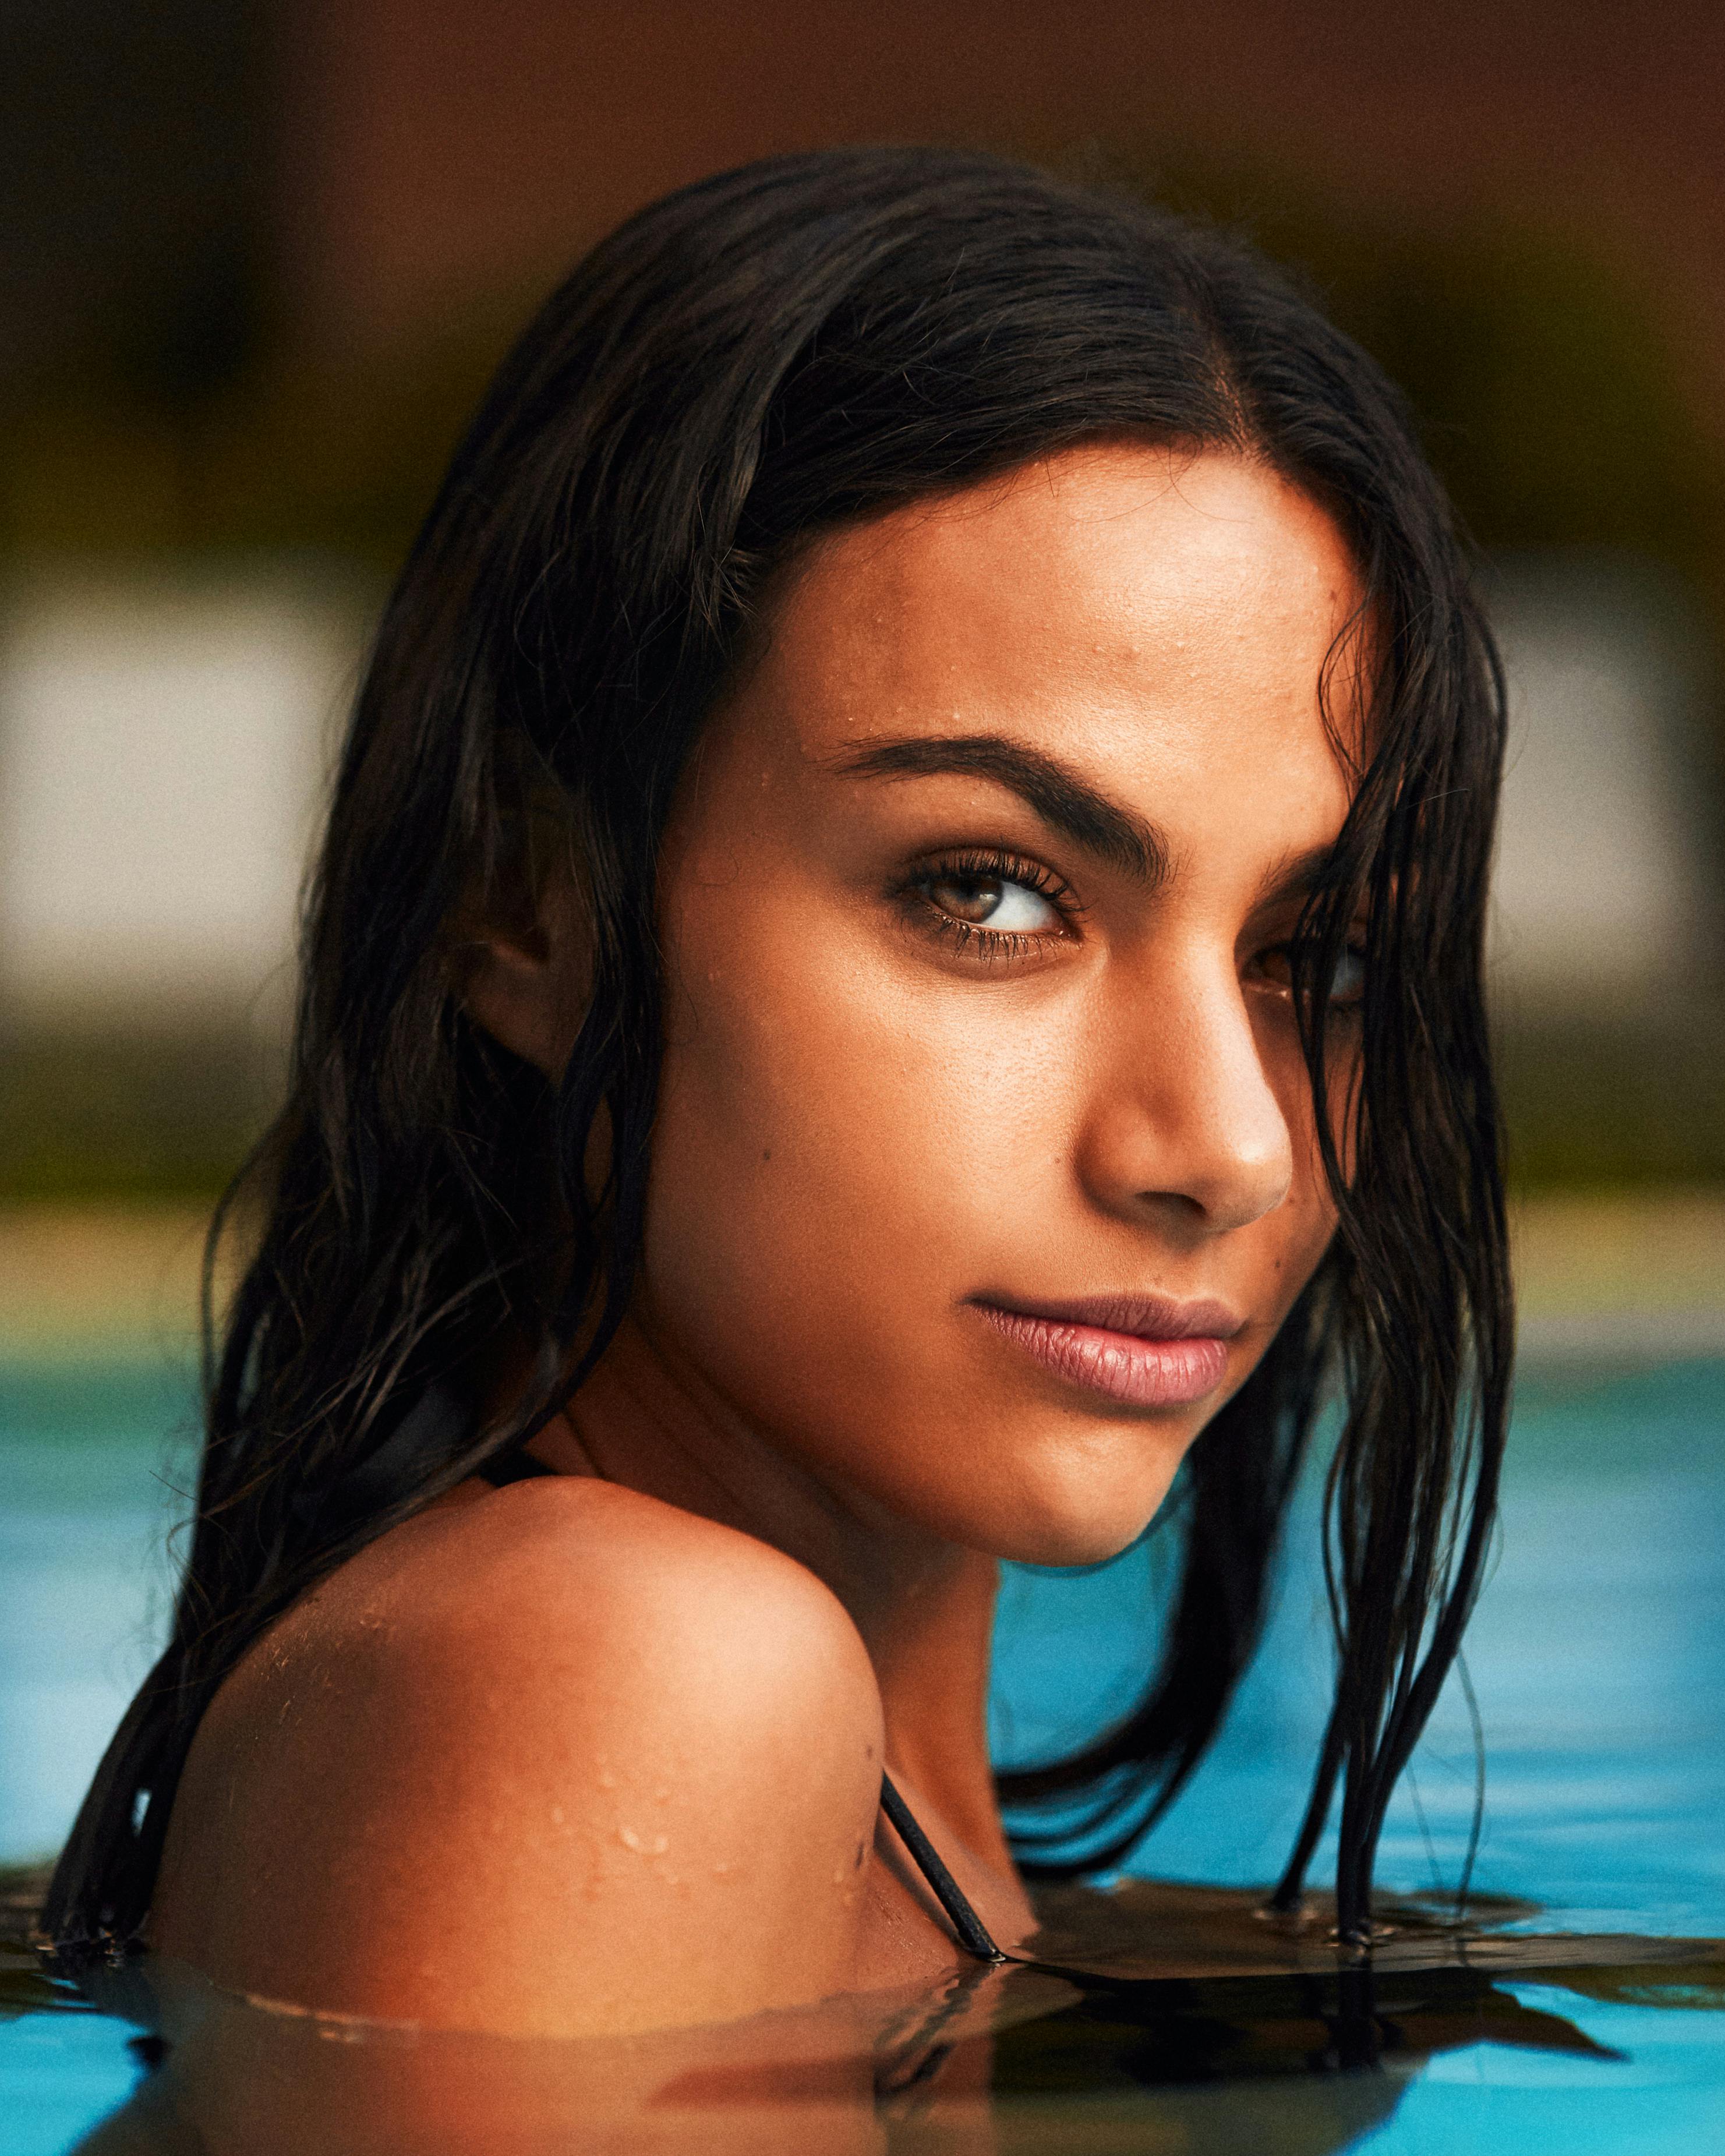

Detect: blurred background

[5,0,1725,1215]
[3,0,1724,1911]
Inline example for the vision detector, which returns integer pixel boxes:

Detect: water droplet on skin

[597,1768,617,1790]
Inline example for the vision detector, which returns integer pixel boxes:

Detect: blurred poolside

[6,1189,1725,1369]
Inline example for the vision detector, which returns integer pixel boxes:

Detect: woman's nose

[1074,964,1295,1239]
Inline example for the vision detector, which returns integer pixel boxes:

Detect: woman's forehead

[739,443,1369,811]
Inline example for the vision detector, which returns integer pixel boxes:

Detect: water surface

[2,1352,1721,2151]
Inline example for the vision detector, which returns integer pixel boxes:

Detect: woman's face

[641,443,1365,1566]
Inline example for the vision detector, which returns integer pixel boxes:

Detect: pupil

[935,875,1002,923]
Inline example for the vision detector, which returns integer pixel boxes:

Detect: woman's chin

[996,1518,1157,1570]
[970,1467,1183,1571]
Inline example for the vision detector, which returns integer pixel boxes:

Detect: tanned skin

[150,443,1366,2041]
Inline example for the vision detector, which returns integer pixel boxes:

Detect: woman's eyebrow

[1254,843,1346,911]
[831,733,1169,886]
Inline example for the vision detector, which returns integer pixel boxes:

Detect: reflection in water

[43,1881,1723,2156]
[73,1950,1030,2156]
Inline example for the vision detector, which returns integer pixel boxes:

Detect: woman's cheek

[644,913,1061,1427]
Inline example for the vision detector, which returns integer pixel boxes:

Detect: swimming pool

[3,1351,1722,2151]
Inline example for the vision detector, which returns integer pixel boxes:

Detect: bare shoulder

[152,1480,885,2035]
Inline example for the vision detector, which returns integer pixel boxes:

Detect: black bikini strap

[475,1447,557,1488]
[295,1379,475,1535]
[879,1772,1005,1963]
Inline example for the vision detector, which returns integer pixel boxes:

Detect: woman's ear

[451,842,591,1082]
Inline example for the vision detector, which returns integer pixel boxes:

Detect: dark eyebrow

[1256,843,1351,913]
[831,733,1169,887]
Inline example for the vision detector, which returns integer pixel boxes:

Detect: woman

[48,148,1510,2040]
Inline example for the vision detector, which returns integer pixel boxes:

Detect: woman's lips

[972,1293,1240,1409]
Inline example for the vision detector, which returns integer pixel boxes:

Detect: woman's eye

[922,872,1062,934]
[1328,947,1366,1005]
[1256,942,1367,1006]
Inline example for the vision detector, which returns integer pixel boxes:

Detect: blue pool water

[1355,1985,1725,2156]
[994,1354,1725,1938]
[2,1351,1722,2151]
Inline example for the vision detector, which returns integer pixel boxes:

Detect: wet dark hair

[49,146,1510,1953]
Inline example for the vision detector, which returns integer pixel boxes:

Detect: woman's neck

[525,1312,1013,1875]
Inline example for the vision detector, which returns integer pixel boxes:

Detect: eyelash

[896,848,1080,962]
